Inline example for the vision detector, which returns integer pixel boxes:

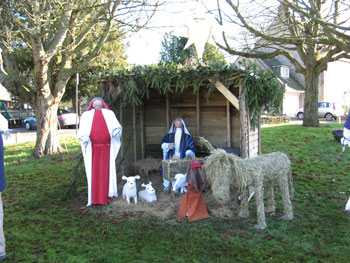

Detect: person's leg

[0,193,6,260]
[344,127,350,139]
[342,128,350,152]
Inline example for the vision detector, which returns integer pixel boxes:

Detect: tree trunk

[303,67,320,127]
[34,97,62,158]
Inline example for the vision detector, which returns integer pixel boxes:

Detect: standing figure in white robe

[77,97,122,206]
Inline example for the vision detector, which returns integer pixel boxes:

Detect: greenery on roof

[94,61,284,129]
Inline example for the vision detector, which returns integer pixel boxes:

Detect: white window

[280,66,289,79]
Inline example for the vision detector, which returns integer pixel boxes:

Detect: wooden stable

[100,79,259,177]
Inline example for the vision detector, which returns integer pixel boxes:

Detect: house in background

[237,55,350,118]
[322,59,350,106]
[255,56,305,117]
[234,3,350,118]
[236,54,305,118]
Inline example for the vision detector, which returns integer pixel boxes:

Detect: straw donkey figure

[200,138,293,230]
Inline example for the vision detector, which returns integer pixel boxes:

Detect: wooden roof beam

[213,80,239,110]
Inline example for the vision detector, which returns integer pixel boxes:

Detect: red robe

[90,110,112,205]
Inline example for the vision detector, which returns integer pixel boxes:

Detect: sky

[123,0,283,65]
[125,1,226,65]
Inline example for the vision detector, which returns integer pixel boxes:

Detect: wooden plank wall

[112,99,144,176]
[110,84,258,175]
[145,87,241,149]
[109,101,126,178]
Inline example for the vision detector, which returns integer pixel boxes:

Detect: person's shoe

[0,255,6,261]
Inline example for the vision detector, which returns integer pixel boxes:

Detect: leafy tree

[0,0,159,157]
[212,0,350,127]
[63,30,128,115]
[159,33,226,65]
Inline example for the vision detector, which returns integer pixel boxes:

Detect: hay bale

[134,157,161,177]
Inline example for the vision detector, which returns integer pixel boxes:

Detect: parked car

[295,101,344,121]
[58,110,79,129]
[23,109,79,130]
[23,116,36,130]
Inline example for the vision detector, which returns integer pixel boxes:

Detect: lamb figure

[172,173,188,194]
[122,175,140,204]
[138,182,157,202]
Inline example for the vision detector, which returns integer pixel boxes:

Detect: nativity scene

[72,63,293,229]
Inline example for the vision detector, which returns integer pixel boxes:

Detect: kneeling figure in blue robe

[160,117,196,190]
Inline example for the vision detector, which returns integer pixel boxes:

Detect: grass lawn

[3,123,350,262]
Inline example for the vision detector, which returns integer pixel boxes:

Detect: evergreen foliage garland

[93,61,284,129]
[239,60,284,129]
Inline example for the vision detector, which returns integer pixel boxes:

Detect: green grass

[3,124,350,262]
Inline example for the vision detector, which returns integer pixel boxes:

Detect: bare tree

[211,0,350,127]
[0,0,159,157]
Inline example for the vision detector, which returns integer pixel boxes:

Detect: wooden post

[133,104,137,173]
[140,103,145,159]
[246,106,250,158]
[120,101,124,176]
[226,100,231,147]
[166,93,170,131]
[258,111,262,155]
[196,89,201,137]
[239,84,248,159]
[75,73,79,135]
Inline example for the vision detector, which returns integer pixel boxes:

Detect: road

[4,117,343,146]
[262,117,343,127]
[4,127,78,146]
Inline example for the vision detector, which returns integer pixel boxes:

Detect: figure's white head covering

[168,117,191,135]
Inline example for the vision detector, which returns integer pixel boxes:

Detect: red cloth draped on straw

[177,159,210,221]
[177,185,210,222]
[90,110,112,204]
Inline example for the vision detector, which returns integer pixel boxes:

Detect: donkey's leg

[254,176,267,230]
[238,186,250,218]
[265,184,276,213]
[278,175,293,220]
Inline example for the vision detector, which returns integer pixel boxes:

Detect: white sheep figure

[172,173,188,194]
[122,175,140,204]
[138,182,157,203]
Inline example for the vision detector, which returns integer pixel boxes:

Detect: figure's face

[92,99,103,110]
[174,119,183,128]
